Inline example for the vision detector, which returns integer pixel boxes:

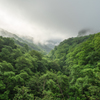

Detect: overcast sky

[0,0,100,43]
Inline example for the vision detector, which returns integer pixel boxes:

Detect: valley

[0,31,100,100]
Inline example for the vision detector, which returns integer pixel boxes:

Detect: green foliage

[1,33,100,99]
[48,33,100,99]
[13,86,34,100]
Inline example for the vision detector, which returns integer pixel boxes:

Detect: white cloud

[0,0,100,44]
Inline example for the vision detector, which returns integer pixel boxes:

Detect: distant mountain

[21,35,60,49]
[0,28,52,53]
[77,29,94,37]
[44,40,60,49]
[20,35,53,53]
[0,28,19,39]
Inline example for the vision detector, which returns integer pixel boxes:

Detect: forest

[0,32,100,100]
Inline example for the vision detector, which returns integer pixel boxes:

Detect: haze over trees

[0,28,52,53]
[0,32,100,100]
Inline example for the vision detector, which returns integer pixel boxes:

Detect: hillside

[20,36,52,53]
[48,35,90,68]
[0,28,52,53]
[0,32,100,100]
[48,32,100,99]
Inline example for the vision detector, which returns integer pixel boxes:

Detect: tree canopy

[0,33,100,100]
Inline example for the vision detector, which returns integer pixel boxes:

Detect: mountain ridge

[0,28,52,53]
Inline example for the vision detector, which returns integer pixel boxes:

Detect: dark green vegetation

[0,32,100,100]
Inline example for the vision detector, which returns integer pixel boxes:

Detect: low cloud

[0,0,100,44]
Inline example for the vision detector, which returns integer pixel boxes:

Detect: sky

[0,0,100,43]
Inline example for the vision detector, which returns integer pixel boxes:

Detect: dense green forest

[0,32,100,100]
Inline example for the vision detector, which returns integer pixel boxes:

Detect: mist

[0,0,100,44]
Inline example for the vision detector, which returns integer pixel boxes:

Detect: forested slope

[0,29,52,53]
[1,32,100,100]
[0,36,65,100]
[49,33,100,99]
[49,35,90,70]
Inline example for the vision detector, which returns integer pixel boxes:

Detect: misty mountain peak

[77,29,94,37]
